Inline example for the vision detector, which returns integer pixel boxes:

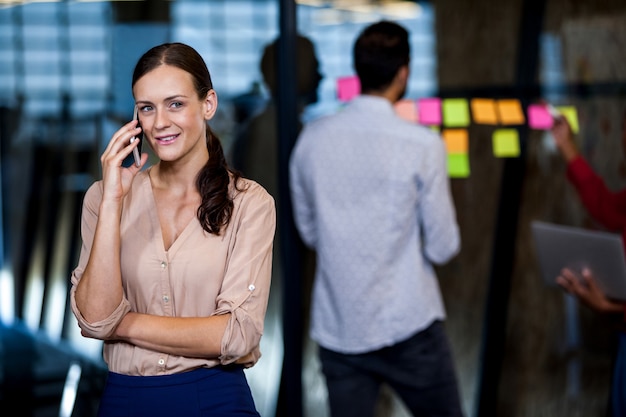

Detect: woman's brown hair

[132,42,244,235]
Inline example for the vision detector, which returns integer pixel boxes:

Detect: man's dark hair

[353,20,410,93]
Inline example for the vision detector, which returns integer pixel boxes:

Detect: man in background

[289,20,464,417]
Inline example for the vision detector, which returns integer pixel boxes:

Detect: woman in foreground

[70,42,275,416]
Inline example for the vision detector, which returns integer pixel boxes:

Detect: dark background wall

[433,0,626,415]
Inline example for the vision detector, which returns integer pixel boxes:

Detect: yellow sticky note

[556,106,579,133]
[442,129,469,154]
[442,98,470,127]
[497,99,525,125]
[492,129,520,157]
[447,153,470,178]
[471,98,498,125]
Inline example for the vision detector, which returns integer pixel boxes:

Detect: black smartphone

[122,106,143,168]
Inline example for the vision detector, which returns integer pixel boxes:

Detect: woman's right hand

[100,120,148,202]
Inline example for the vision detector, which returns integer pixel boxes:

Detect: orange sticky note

[442,129,469,154]
[395,99,418,122]
[496,99,525,125]
[471,98,498,125]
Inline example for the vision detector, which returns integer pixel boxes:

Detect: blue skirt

[97,366,260,417]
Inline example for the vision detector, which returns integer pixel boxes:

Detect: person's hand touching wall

[551,115,580,163]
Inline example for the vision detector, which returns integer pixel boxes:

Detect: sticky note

[442,98,470,127]
[527,104,553,130]
[442,129,469,154]
[418,98,442,125]
[493,129,520,157]
[337,76,360,102]
[447,153,470,178]
[556,106,579,133]
[471,99,498,125]
[395,99,418,122]
[497,99,525,125]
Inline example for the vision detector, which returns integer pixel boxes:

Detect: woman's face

[132,64,217,166]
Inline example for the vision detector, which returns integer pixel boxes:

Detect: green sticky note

[492,129,520,157]
[442,98,470,127]
[556,106,579,134]
[447,153,470,178]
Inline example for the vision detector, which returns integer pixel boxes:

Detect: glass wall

[0,2,438,416]
[2,1,626,416]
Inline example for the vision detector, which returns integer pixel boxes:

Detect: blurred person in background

[290,21,464,417]
[552,112,626,417]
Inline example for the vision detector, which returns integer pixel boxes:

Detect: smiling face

[132,64,218,167]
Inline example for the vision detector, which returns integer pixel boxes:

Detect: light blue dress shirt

[290,95,460,354]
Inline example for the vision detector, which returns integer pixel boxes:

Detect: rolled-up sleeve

[214,184,276,366]
[69,182,131,339]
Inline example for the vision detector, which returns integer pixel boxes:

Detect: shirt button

[158,358,165,366]
[160,261,167,269]
[163,295,169,303]
[248,284,255,291]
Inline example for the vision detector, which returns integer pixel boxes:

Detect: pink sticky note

[418,98,442,125]
[395,99,418,122]
[527,104,553,130]
[337,76,360,102]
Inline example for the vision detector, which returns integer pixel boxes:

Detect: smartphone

[122,106,143,168]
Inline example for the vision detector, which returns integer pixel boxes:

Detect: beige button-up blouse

[70,170,276,376]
